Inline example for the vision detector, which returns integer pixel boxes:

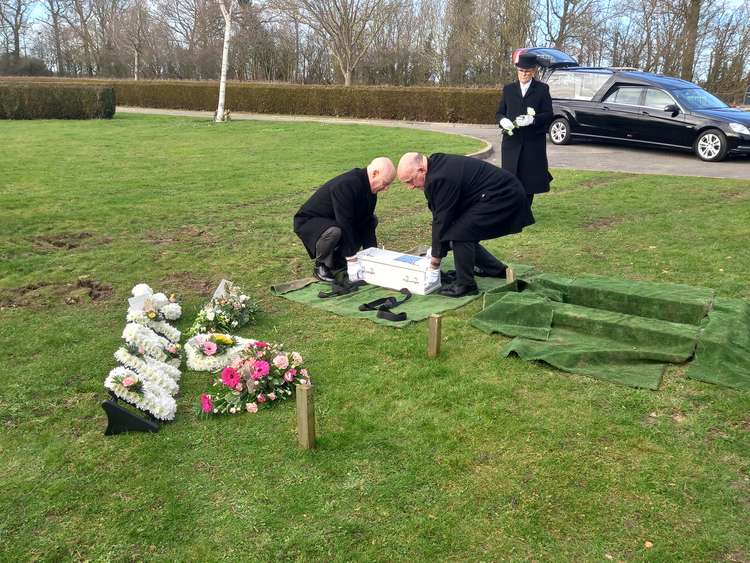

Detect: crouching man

[397,152,535,297]
[294,157,396,282]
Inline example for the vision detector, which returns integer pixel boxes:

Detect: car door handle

[641,111,650,115]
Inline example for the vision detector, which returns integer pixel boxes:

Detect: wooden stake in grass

[296,383,316,449]
[506,267,516,283]
[428,314,442,358]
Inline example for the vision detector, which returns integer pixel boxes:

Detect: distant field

[0,113,748,561]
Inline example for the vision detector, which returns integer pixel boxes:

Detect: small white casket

[354,247,440,295]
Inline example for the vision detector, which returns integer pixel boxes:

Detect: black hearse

[519,47,750,161]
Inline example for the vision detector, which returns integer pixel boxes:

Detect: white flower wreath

[126,310,181,343]
[185,334,251,372]
[105,367,177,421]
[129,284,182,321]
[131,283,153,297]
[160,302,182,321]
[114,348,180,396]
[122,323,170,362]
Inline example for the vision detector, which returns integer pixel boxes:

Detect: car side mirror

[664,103,679,116]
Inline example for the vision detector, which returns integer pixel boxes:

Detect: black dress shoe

[313,263,335,283]
[438,282,479,298]
[473,266,506,278]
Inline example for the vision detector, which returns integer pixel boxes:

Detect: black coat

[424,154,535,258]
[495,78,554,195]
[293,168,377,259]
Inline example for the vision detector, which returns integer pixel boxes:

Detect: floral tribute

[185,279,260,338]
[185,332,250,372]
[501,106,536,136]
[199,341,310,416]
[103,282,185,422]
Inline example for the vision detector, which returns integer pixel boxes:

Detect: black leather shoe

[313,263,335,283]
[438,282,479,298]
[474,266,506,278]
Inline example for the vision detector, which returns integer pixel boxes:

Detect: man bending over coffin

[294,157,396,282]
[397,152,535,297]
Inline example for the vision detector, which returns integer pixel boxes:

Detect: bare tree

[0,0,32,59]
[272,0,396,86]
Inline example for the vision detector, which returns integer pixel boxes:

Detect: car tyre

[694,129,728,162]
[549,117,572,145]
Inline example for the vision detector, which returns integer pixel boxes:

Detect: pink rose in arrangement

[284,370,296,383]
[273,354,289,370]
[200,394,213,413]
[246,402,258,413]
[203,341,218,356]
[252,360,270,380]
[255,341,269,349]
[291,352,303,365]
[221,367,241,388]
[122,376,136,388]
[300,369,308,378]
[257,393,267,403]
[268,392,277,401]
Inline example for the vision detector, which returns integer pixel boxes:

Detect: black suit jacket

[495,78,554,195]
[293,168,377,258]
[424,154,534,256]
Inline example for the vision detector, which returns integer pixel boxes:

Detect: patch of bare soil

[161,272,215,296]
[144,225,218,246]
[579,173,635,189]
[0,276,113,308]
[584,215,625,230]
[67,276,114,303]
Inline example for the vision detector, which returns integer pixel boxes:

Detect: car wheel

[694,129,728,162]
[549,117,571,145]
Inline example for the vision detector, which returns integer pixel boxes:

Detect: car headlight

[729,122,750,135]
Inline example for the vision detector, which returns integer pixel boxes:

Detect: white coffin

[355,247,440,295]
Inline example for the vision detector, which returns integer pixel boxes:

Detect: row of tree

[1,0,748,102]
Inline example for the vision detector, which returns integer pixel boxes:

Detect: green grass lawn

[1,113,749,561]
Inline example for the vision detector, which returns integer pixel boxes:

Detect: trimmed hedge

[0,77,501,123]
[0,81,116,119]
[114,80,499,124]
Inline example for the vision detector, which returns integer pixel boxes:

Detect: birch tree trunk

[215,0,235,122]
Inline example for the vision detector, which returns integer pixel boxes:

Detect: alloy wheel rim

[551,122,567,143]
[698,134,720,159]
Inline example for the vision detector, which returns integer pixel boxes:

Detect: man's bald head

[397,152,428,190]
[367,157,396,194]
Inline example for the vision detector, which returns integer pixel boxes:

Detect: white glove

[346,259,363,281]
[516,115,534,127]
[500,118,514,130]
[427,268,440,285]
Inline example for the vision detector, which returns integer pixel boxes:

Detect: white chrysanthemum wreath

[105,367,177,421]
[103,282,185,425]
[127,310,181,344]
[131,283,183,321]
[114,347,180,396]
[185,333,251,372]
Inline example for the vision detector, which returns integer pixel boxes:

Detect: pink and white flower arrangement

[185,333,250,372]
[185,280,260,337]
[198,340,311,416]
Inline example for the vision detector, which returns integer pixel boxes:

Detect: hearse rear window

[546,71,610,100]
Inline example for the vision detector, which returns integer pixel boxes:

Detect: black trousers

[315,226,343,269]
[452,241,507,285]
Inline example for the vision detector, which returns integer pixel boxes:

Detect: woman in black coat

[495,52,554,205]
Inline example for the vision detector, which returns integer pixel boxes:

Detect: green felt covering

[471,271,749,391]
[272,263,536,327]
[687,298,750,390]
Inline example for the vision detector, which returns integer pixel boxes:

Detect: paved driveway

[420,122,750,180]
[120,107,750,180]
